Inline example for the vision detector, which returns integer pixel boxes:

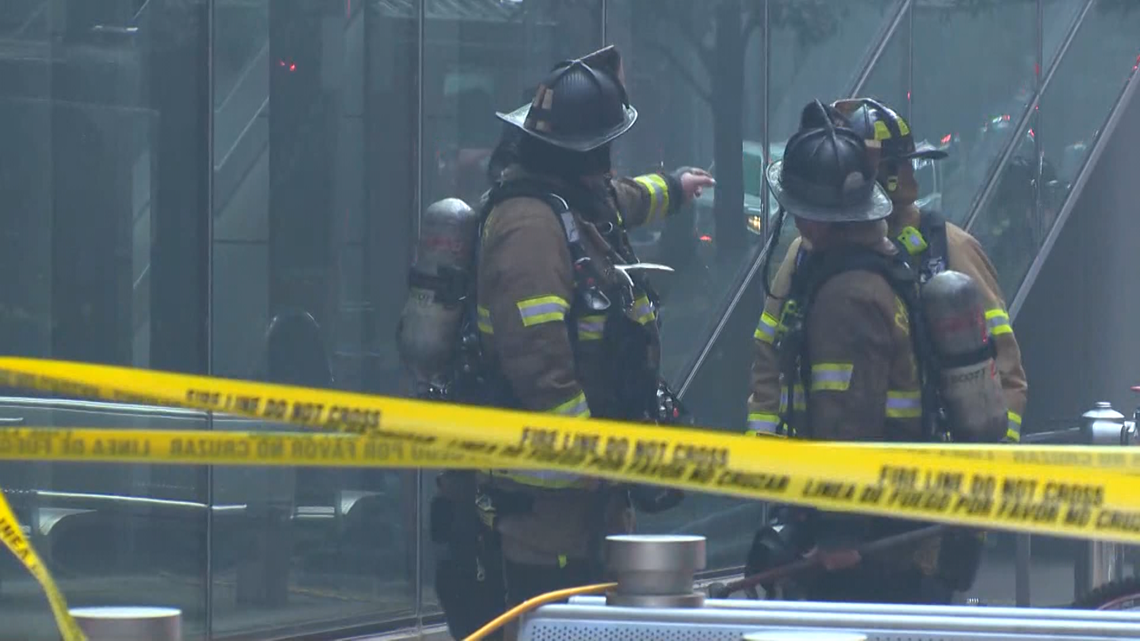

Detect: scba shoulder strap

[893,206,950,283]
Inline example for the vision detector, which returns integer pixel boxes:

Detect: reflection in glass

[968,0,1140,298]
[857,18,909,127]
[418,0,604,616]
[0,0,210,637]
[210,0,420,635]
[911,0,1036,224]
[625,0,903,577]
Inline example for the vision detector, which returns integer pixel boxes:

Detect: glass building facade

[0,0,1137,639]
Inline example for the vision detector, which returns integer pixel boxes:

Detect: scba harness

[775,244,945,442]
[469,178,686,424]
[758,231,985,599]
[429,178,686,639]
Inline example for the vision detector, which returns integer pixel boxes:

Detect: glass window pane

[0,0,210,636]
[605,0,901,386]
[911,0,1036,224]
[969,0,1140,299]
[621,0,905,573]
[418,0,604,617]
[210,0,420,635]
[1043,0,1087,67]
[1038,1,1140,204]
[857,17,909,124]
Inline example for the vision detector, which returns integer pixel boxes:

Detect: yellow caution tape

[0,490,86,640]
[0,426,1136,475]
[2,356,1140,544]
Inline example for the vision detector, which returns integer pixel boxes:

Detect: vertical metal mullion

[761,0,770,245]
[203,0,216,636]
[601,0,607,45]
[1033,0,1045,248]
[905,1,913,123]
[758,0,771,528]
[413,0,426,632]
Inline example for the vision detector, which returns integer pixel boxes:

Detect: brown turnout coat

[748,204,1028,442]
[475,165,683,566]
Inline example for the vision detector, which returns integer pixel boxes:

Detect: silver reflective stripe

[578,315,605,339]
[754,313,777,343]
[747,413,779,435]
[519,301,565,317]
[811,364,854,391]
[550,392,590,418]
[517,296,569,327]
[579,319,605,333]
[987,312,1010,331]
[634,174,671,222]
[1006,411,1023,442]
[780,386,806,411]
[886,391,922,418]
[630,296,655,325]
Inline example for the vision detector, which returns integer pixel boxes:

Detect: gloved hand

[803,546,862,571]
[670,167,715,203]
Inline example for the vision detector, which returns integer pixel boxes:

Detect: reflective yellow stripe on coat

[753,312,778,345]
[747,412,781,436]
[1005,410,1022,442]
[886,390,922,419]
[985,308,1013,336]
[811,363,854,392]
[577,315,605,341]
[630,295,656,326]
[517,295,569,327]
[633,174,671,223]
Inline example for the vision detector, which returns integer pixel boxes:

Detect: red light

[1028,128,1035,138]
[699,235,712,242]
[1003,114,1011,121]
[289,63,297,72]
[907,91,911,101]
[941,134,952,145]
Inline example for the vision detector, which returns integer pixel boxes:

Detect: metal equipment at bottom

[605,534,707,608]
[515,531,1140,641]
[743,632,867,641]
[518,597,1140,641]
[69,606,182,641]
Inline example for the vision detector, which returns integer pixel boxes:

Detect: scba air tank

[920,270,1007,442]
[397,198,481,391]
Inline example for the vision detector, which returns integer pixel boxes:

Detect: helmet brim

[766,160,893,223]
[900,142,949,161]
[495,102,638,153]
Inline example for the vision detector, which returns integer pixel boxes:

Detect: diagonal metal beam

[847,0,913,98]
[676,0,912,397]
[1009,61,1140,319]
[962,0,1095,233]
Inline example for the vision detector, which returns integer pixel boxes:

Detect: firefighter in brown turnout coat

[431,47,714,639]
[739,101,1011,605]
[749,98,1027,443]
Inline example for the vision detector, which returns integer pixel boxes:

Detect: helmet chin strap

[882,158,900,193]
